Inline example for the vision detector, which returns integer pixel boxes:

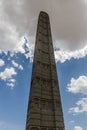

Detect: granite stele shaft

[26,11,65,130]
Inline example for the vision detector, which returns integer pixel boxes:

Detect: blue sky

[0,42,87,130]
[0,0,87,130]
[0,50,32,130]
[57,57,87,130]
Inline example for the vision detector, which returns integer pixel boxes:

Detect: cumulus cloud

[55,45,87,63]
[12,60,19,67]
[12,60,23,70]
[0,59,5,66]
[0,67,17,88]
[67,75,87,95]
[0,67,17,81]
[69,98,87,114]
[21,40,87,63]
[6,78,16,88]
[9,78,15,83]
[13,37,27,53]
[18,65,23,70]
[74,126,83,130]
[0,0,87,61]
[24,38,34,62]
[6,83,15,88]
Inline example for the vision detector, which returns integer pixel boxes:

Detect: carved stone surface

[26,11,65,130]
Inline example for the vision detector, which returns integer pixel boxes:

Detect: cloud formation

[67,75,87,95]
[0,0,87,55]
[12,60,23,70]
[0,67,17,88]
[0,59,5,67]
[0,67,17,81]
[74,126,83,130]
[69,98,87,114]
[55,44,87,62]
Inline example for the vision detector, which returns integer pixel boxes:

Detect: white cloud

[21,40,87,63]
[6,78,16,88]
[6,83,15,88]
[0,59,5,66]
[19,65,23,70]
[74,126,83,130]
[9,78,15,83]
[67,75,87,95]
[0,67,17,81]
[12,60,19,67]
[24,37,34,62]
[69,98,87,114]
[12,60,23,70]
[0,67,17,88]
[54,44,87,63]
[13,37,26,53]
[0,0,87,62]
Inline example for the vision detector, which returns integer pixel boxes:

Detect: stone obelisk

[26,11,65,130]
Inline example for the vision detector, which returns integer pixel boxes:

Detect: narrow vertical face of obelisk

[26,11,65,130]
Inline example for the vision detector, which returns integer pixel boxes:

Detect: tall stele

[26,11,65,130]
